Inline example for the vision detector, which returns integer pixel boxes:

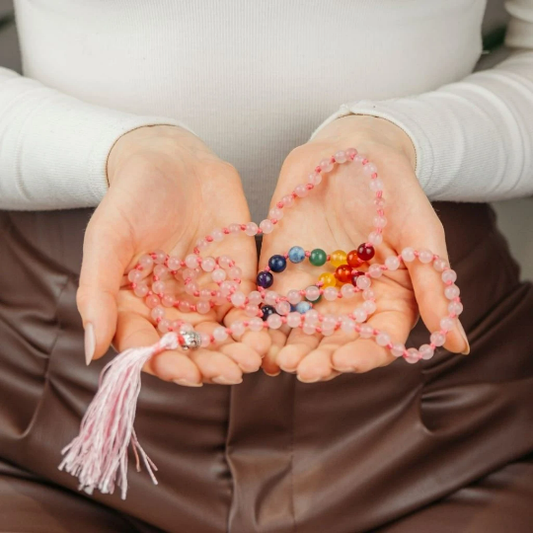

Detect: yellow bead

[330,250,347,268]
[319,272,337,288]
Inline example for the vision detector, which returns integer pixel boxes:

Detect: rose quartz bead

[433,257,447,272]
[213,326,229,342]
[294,184,309,198]
[376,332,390,346]
[219,281,233,297]
[346,148,358,159]
[334,150,347,164]
[442,269,457,283]
[444,285,460,300]
[368,231,383,246]
[230,291,246,307]
[305,286,321,302]
[245,304,259,317]
[153,250,166,264]
[213,292,227,306]
[322,314,337,329]
[167,256,181,271]
[195,239,208,250]
[369,179,384,192]
[139,254,154,269]
[368,264,383,278]
[269,207,284,220]
[201,257,216,272]
[128,269,142,283]
[229,266,242,280]
[401,247,415,262]
[353,307,367,323]
[322,327,335,337]
[320,158,334,173]
[282,195,294,207]
[196,300,211,314]
[185,254,199,269]
[354,154,365,164]
[359,324,373,338]
[363,300,377,314]
[303,324,316,335]
[308,172,322,185]
[157,319,170,333]
[231,321,246,336]
[228,224,241,235]
[162,294,175,307]
[218,255,232,268]
[267,314,283,329]
[248,291,263,305]
[212,269,227,283]
[341,318,356,333]
[341,284,356,299]
[185,282,198,296]
[374,197,386,208]
[363,288,375,300]
[356,276,371,290]
[419,344,434,360]
[152,281,165,294]
[134,283,149,298]
[418,249,433,264]
[249,317,264,332]
[264,291,278,306]
[323,287,338,301]
[151,307,165,320]
[363,163,377,176]
[179,322,194,333]
[440,317,455,331]
[199,288,212,300]
[430,331,446,346]
[178,300,191,313]
[211,228,224,242]
[243,222,257,236]
[287,312,302,328]
[385,256,400,271]
[145,294,160,309]
[287,290,302,305]
[276,301,291,316]
[405,348,420,364]
[154,265,168,278]
[448,301,464,315]
[200,333,211,348]
[259,219,274,234]
[391,343,405,357]
[182,268,197,280]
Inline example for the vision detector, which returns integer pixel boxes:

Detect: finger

[115,311,202,386]
[77,205,131,363]
[331,310,411,373]
[262,327,288,376]
[277,328,321,373]
[219,342,262,373]
[224,307,272,358]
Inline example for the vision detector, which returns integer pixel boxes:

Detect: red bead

[357,243,375,261]
[347,250,362,268]
[335,264,352,283]
[351,271,364,285]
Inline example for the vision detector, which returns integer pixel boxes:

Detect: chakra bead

[295,301,312,314]
[257,271,274,288]
[335,264,352,283]
[357,243,375,261]
[288,246,306,263]
[330,250,347,268]
[319,272,337,288]
[309,248,327,266]
[261,305,277,321]
[376,332,391,346]
[268,254,287,273]
[346,250,361,268]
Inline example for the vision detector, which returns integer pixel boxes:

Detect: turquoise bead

[295,301,312,314]
[288,246,306,263]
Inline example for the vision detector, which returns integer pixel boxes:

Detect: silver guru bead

[179,330,202,351]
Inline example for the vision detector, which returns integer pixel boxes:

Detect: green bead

[310,248,327,266]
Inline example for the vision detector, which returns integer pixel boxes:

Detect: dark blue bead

[256,270,274,288]
[261,305,277,321]
[268,254,287,273]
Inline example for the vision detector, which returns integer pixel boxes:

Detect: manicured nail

[213,375,243,385]
[84,323,95,366]
[173,379,203,387]
[457,321,470,355]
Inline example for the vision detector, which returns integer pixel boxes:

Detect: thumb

[77,207,132,365]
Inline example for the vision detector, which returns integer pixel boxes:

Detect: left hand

[259,115,469,382]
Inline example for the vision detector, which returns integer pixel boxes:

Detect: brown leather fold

[0,202,532,532]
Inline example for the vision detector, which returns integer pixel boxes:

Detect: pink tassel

[59,332,180,500]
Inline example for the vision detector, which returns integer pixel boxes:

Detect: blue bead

[268,254,287,273]
[256,271,274,289]
[261,305,277,321]
[295,301,312,314]
[288,246,306,263]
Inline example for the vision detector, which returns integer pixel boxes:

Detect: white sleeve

[0,67,196,210]
[309,0,533,202]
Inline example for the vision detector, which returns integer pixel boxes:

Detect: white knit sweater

[0,0,532,219]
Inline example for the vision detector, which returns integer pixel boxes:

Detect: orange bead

[347,250,361,268]
[335,264,352,283]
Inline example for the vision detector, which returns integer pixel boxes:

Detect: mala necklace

[59,147,463,499]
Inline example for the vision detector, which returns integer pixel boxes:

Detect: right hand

[77,125,271,386]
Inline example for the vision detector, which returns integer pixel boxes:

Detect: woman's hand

[77,125,270,386]
[260,115,469,381]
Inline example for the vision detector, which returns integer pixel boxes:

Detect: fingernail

[297,375,320,383]
[213,375,243,385]
[173,379,203,388]
[457,321,470,355]
[264,370,281,377]
[84,323,95,366]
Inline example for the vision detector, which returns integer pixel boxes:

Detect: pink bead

[282,195,294,207]
[354,154,365,164]
[363,300,377,314]
[364,163,378,176]
[152,281,165,294]
[218,255,232,268]
[419,344,434,360]
[294,184,309,198]
[322,314,337,329]
[212,292,227,306]
[248,291,263,305]
[230,291,246,307]
[157,319,170,333]
[201,257,216,272]
[405,348,420,364]
[200,288,212,300]
[303,324,316,335]
[442,270,458,285]
[341,318,356,333]
[334,150,347,164]
[264,291,278,306]
[134,283,149,297]
[212,269,227,283]
[200,333,211,348]
[319,158,334,173]
[228,224,241,235]
[128,269,142,283]
[308,172,322,185]
[356,276,371,290]
[245,304,259,317]
[249,317,264,332]
[433,257,447,272]
[353,307,367,323]
[269,207,283,220]
[145,294,160,309]
[178,300,191,313]
[391,343,405,357]
[162,294,175,307]
[304,309,319,325]
[167,256,181,271]
[322,327,335,337]
[345,148,358,159]
[213,326,229,342]
[267,314,283,329]
[229,266,242,280]
[340,284,356,299]
[323,287,338,301]
[245,222,259,236]
[430,331,446,347]
[376,332,390,346]
[363,288,375,300]
[259,219,274,234]
[418,249,433,264]
[219,281,233,297]
[151,306,165,320]
[368,231,383,246]
[374,197,386,208]
[154,265,168,278]
[369,179,384,192]
[444,285,460,300]
[196,300,211,314]
[182,268,197,280]
[448,301,464,315]
[440,317,455,331]
[139,254,154,269]
[401,247,415,262]
[373,216,387,228]
[211,228,224,242]
[287,290,302,305]
[385,256,400,271]
[368,264,383,278]
[185,254,199,269]
[359,324,374,339]
[287,312,302,328]
[195,239,208,250]
[153,250,166,264]
[231,321,245,336]
[180,323,193,333]
[276,301,291,315]
[185,282,198,296]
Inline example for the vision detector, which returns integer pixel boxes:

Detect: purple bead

[257,271,274,288]
[261,305,277,321]
[268,254,287,273]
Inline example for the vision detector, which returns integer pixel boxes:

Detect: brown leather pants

[0,203,532,533]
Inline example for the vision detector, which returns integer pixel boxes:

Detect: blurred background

[1,0,531,279]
